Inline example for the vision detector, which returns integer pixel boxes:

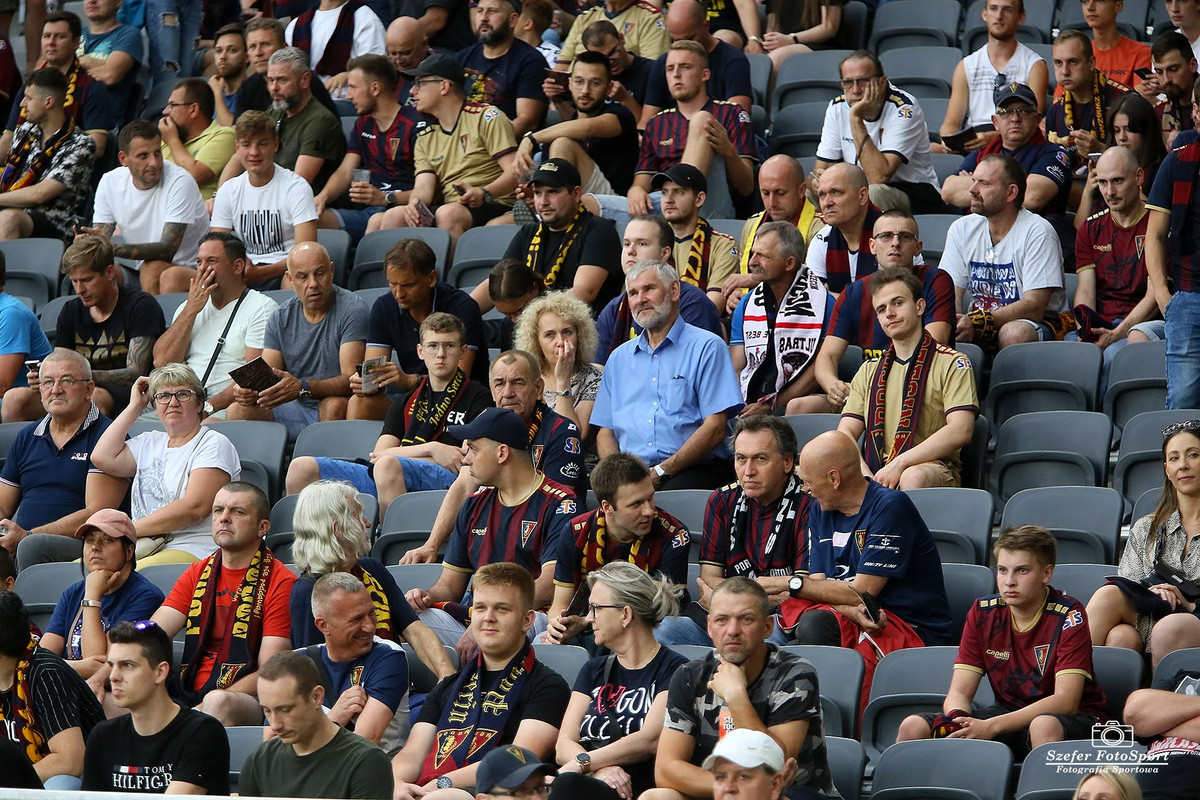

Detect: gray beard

[271,97,292,113]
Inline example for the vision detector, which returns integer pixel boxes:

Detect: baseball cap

[651,163,707,193]
[701,729,786,773]
[994,82,1038,109]
[447,407,529,450]
[74,508,139,542]
[403,53,465,87]
[530,158,582,189]
[475,745,556,794]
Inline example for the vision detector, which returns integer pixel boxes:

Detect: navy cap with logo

[651,163,707,193]
[530,158,582,189]
[994,82,1038,109]
[402,53,465,87]
[475,745,556,794]
[447,407,529,450]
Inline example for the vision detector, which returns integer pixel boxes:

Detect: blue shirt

[319,639,409,715]
[46,571,164,659]
[806,480,954,645]
[594,283,724,366]
[0,404,114,530]
[80,24,143,119]
[591,315,743,464]
[0,292,51,386]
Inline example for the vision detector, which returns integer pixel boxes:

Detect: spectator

[227,241,367,435]
[813,50,944,214]
[78,0,141,122]
[143,482,296,723]
[704,0,765,50]
[0,68,95,243]
[1072,769,1142,800]
[1127,664,1200,798]
[457,0,547,138]
[160,77,236,202]
[145,0,203,90]
[315,55,426,244]
[81,619,231,794]
[545,457,689,645]
[0,250,52,395]
[392,563,570,793]
[937,0,1050,153]
[1081,0,1151,92]
[518,0,560,68]
[838,267,979,488]
[0,349,128,571]
[151,232,280,419]
[4,236,162,421]
[806,164,892,294]
[1076,92,1166,219]
[386,15,430,102]
[939,154,1068,353]
[237,18,339,120]
[304,572,411,755]
[514,292,603,441]
[488,158,623,316]
[1148,31,1198,145]
[287,482,456,684]
[592,259,743,491]
[656,415,812,648]
[942,82,1072,215]
[210,111,319,290]
[397,350,585,565]
[85,120,211,295]
[522,50,640,199]
[210,24,251,127]
[374,54,519,244]
[639,0,752,127]
[596,215,724,365]
[396,0,474,52]
[348,238,488,422]
[484,746,561,800]
[656,164,740,311]
[733,222,830,416]
[38,510,164,684]
[240,651,394,799]
[705,730,791,800]
[404,407,575,653]
[550,562,688,797]
[806,211,955,414]
[1168,0,1200,62]
[287,313,490,497]
[91,364,241,566]
[760,0,846,73]
[0,590,104,790]
[578,20,654,122]
[0,11,113,162]
[285,0,387,94]
[1086,420,1200,663]
[487,259,546,350]
[895,525,1107,755]
[646,577,836,800]
[556,0,670,67]
[1047,30,1131,160]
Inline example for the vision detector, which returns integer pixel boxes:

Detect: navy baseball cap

[994,82,1038,109]
[447,407,529,450]
[475,745,556,794]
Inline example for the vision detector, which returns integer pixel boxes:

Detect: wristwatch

[81,599,102,609]
[575,752,592,773]
[298,379,312,402]
[436,777,453,789]
[788,575,805,598]
[653,464,667,480]
[481,188,494,205]
[385,191,398,208]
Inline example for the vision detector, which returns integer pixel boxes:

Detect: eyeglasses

[40,376,83,389]
[840,76,880,89]
[873,231,918,243]
[413,78,445,88]
[489,786,550,798]
[995,106,1039,117]
[153,389,196,405]
[587,603,624,616]
[164,100,196,110]
[1163,420,1200,438]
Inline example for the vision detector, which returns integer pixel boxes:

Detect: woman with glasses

[552,562,687,800]
[1086,420,1200,666]
[92,364,240,567]
[39,510,163,686]
[514,292,603,441]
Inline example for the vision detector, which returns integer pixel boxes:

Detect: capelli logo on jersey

[986,649,1011,660]
[472,527,487,536]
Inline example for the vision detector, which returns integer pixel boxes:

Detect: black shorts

[916,704,1100,757]
[26,210,70,241]
[433,200,511,228]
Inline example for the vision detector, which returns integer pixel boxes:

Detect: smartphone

[414,199,435,227]
[351,168,371,184]
[24,359,39,374]
[1088,151,1101,167]
[544,68,569,90]
[1135,66,1155,80]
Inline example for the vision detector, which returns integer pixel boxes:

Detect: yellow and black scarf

[529,203,586,289]
[351,562,395,642]
[680,218,714,290]
[400,369,468,446]
[3,637,48,763]
[865,330,937,472]
[0,116,77,192]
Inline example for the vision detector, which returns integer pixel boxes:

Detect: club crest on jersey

[521,520,536,547]
[1034,644,1050,673]
[1063,610,1083,630]
[855,529,866,551]
[532,445,543,465]
[459,133,470,154]
[1136,235,1146,259]
[352,666,365,686]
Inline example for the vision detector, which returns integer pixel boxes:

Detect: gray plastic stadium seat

[1000,486,1123,564]
[771,50,851,114]
[1052,563,1111,607]
[784,413,842,450]
[13,561,81,631]
[387,563,446,592]
[782,645,865,738]
[227,725,265,791]
[871,739,1012,800]
[404,642,458,692]
[1153,646,1200,686]
[652,489,708,544]
[905,487,993,565]
[825,737,866,800]
[1056,0,1149,40]
[962,0,1053,50]
[293,420,383,461]
[837,345,863,383]
[1104,340,1167,444]
[868,0,961,52]
[352,229,451,283]
[317,228,352,286]
[1093,645,1144,720]
[38,295,72,339]
[880,47,963,99]
[380,490,449,536]
[769,102,831,158]
[211,421,288,500]
[666,644,714,661]
[238,459,271,500]
[837,1,870,50]
[139,563,190,596]
[450,225,520,289]
[532,643,590,684]
[373,529,436,563]
[0,238,65,302]
[747,52,771,107]
[1016,741,1146,800]
[954,343,986,399]
[943,563,996,643]
[913,213,960,263]
[984,341,1103,430]
[1131,487,1159,524]
[930,153,968,188]
[991,411,1112,507]
[708,218,745,241]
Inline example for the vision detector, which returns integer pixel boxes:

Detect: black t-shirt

[1138,669,1200,800]
[367,283,491,383]
[398,0,473,51]
[235,72,339,118]
[643,41,753,110]
[82,705,230,794]
[0,647,105,749]
[0,738,42,789]
[618,55,654,109]
[55,286,166,374]
[381,377,492,443]
[572,647,688,796]
[503,214,623,316]
[581,102,640,195]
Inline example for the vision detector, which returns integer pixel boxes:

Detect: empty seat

[13,562,80,630]
[449,225,520,288]
[1052,563,1111,606]
[880,47,963,99]
[211,420,289,500]
[373,529,437,564]
[1092,645,1144,721]
[784,413,843,450]
[984,341,1102,430]
[292,420,383,461]
[317,228,352,286]
[913,214,960,264]
[387,563,447,592]
[905,487,993,565]
[769,102,831,158]
[652,489,710,547]
[771,50,851,114]
[868,0,961,52]
[782,645,866,738]
[943,562,996,643]
[139,563,190,596]
[872,739,1012,800]
[826,737,866,800]
[532,643,590,684]
[380,490,450,536]
[352,229,451,287]
[991,411,1112,507]
[1104,340,1167,445]
[1000,486,1123,564]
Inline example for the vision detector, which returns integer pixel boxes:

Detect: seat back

[652,489,709,549]
[381,490,449,536]
[531,643,590,684]
[1104,340,1167,437]
[905,487,994,565]
[213,421,289,500]
[451,225,520,284]
[771,50,851,114]
[879,47,962,99]
[985,342,1103,428]
[943,563,995,643]
[139,563,190,596]
[292,420,384,461]
[316,228,352,286]
[825,737,866,800]
[1016,741,1146,800]
[873,739,1012,799]
[1092,645,1144,721]
[354,229,451,277]
[1051,564,1112,607]
[386,563,445,592]
[1153,647,1200,686]
[999,486,1122,564]
[769,102,831,158]
[868,0,961,51]
[991,411,1112,505]
[782,645,865,739]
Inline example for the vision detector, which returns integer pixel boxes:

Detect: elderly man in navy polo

[592,258,743,491]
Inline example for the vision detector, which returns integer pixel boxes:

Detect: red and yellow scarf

[865,330,938,472]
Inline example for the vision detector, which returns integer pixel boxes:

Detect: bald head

[666,0,709,41]
[387,16,427,71]
[1097,144,1139,174]
[759,155,807,222]
[1095,145,1144,215]
[826,162,869,193]
[761,154,806,185]
[799,431,866,511]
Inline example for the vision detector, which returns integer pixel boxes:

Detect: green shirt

[161,120,234,201]
[267,97,346,192]
[238,726,393,799]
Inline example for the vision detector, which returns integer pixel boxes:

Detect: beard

[271,96,294,113]
[478,19,512,45]
[632,294,674,329]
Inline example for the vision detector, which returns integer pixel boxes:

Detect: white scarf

[739,268,827,401]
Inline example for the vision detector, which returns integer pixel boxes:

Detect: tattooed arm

[91,335,157,387]
[76,222,187,265]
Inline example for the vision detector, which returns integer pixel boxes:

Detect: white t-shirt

[807,223,924,283]
[126,427,241,558]
[815,83,940,188]
[1178,27,1200,64]
[962,42,1045,129]
[92,160,209,270]
[173,289,279,396]
[211,166,317,265]
[938,207,1066,314]
[285,5,386,83]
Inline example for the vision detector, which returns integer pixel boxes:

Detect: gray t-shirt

[263,286,368,406]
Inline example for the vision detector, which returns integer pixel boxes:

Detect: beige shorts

[582,164,615,196]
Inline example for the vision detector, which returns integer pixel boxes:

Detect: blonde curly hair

[512,291,598,375]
